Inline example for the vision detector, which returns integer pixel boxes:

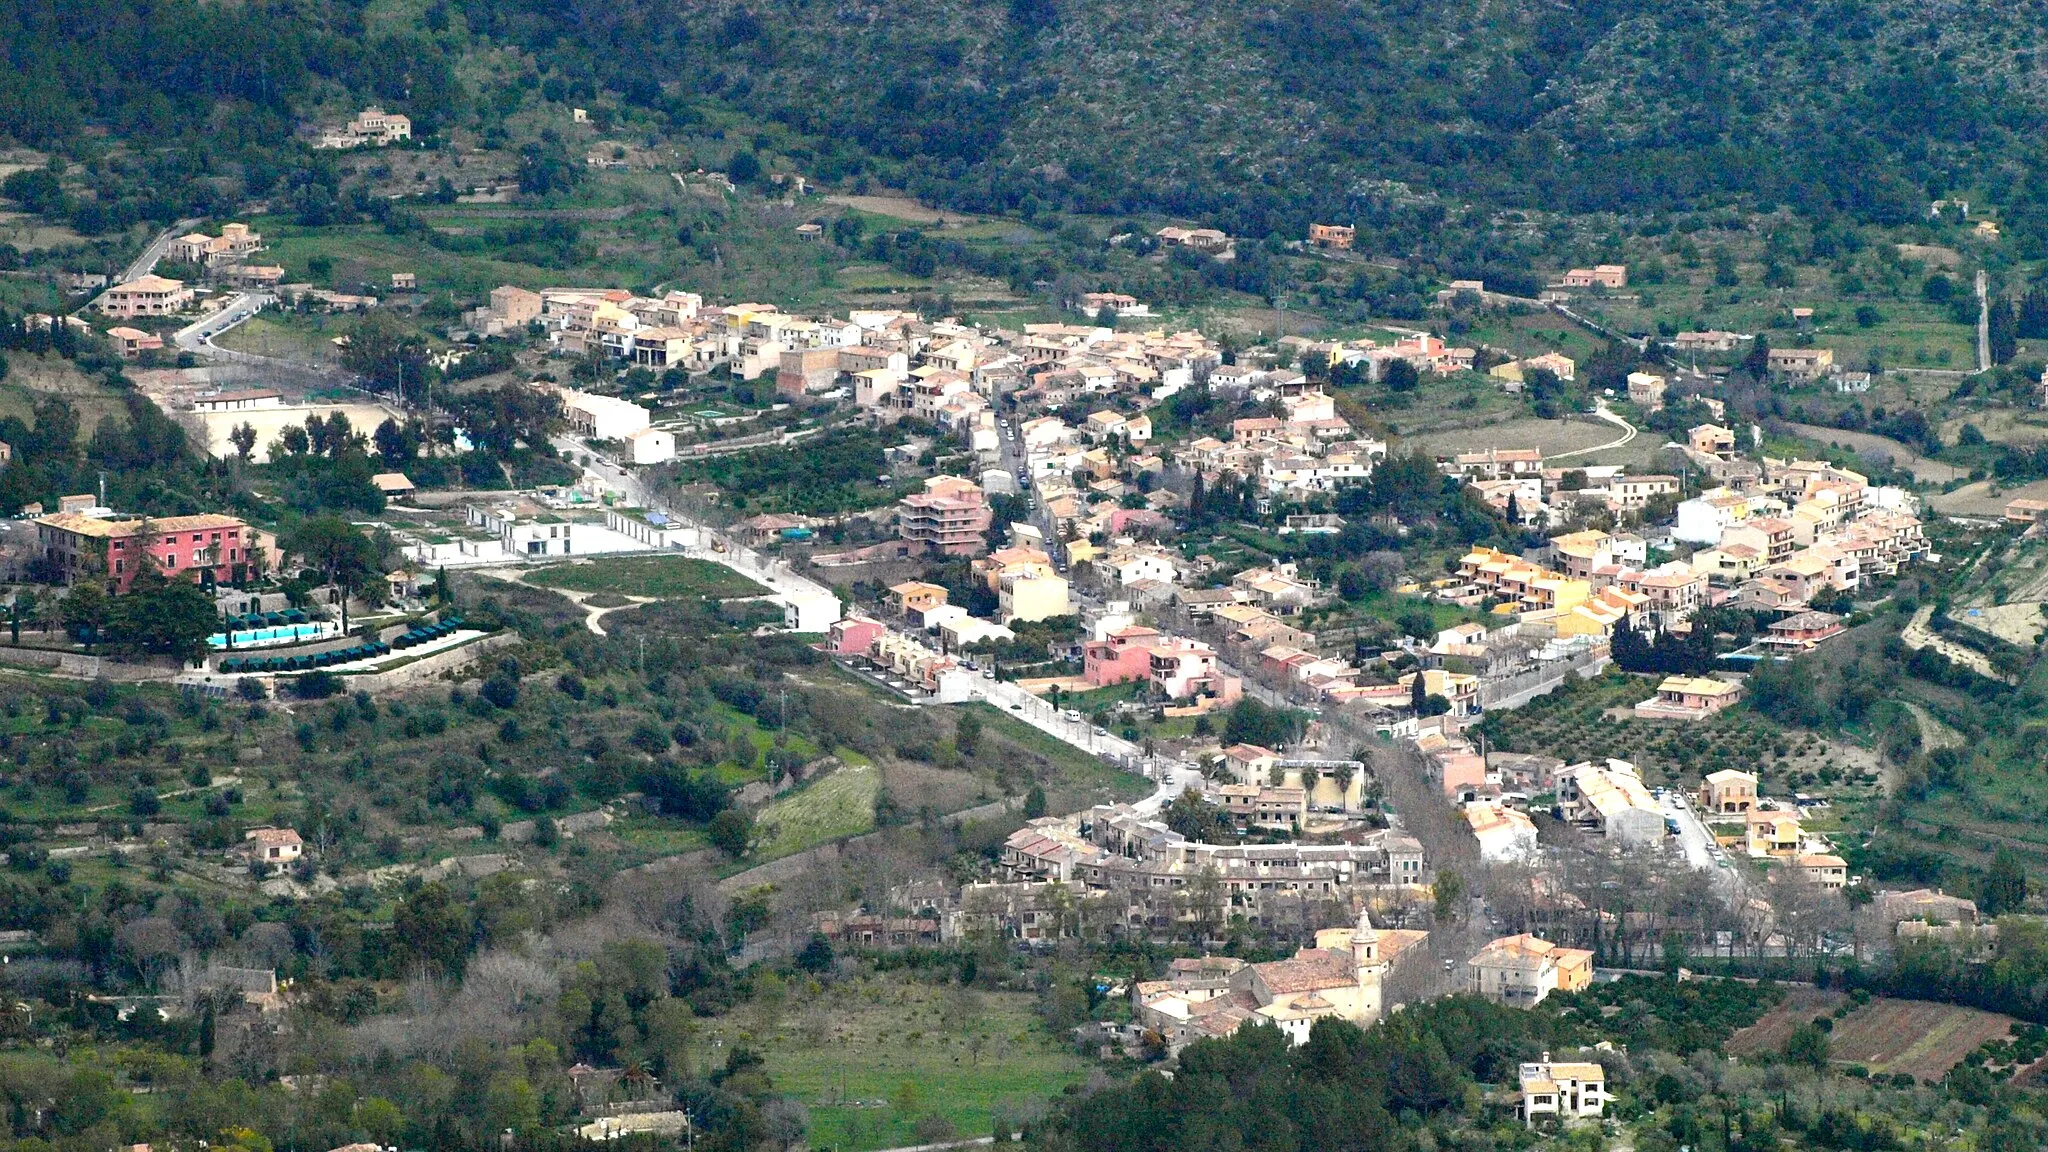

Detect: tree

[229,422,257,461]
[954,708,982,757]
[728,149,762,184]
[795,933,834,974]
[372,418,413,466]
[480,673,520,709]
[1991,295,2019,365]
[1984,847,2029,915]
[394,882,472,976]
[1782,1022,1831,1069]
[1410,672,1428,714]
[708,809,754,858]
[343,314,434,402]
[1382,359,1420,393]
[1024,784,1047,819]
[59,581,109,648]
[284,516,381,598]
[107,579,218,663]
[1337,567,1368,601]
[1433,869,1466,919]
[2020,287,2048,340]
[1161,791,1234,843]
[1743,333,1772,380]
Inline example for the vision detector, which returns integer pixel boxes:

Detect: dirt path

[1901,605,2004,682]
[1545,400,1636,461]
[475,566,654,636]
[823,194,990,228]
[1904,702,1961,751]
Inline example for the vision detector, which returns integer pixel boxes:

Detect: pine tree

[1743,333,1772,380]
[1613,617,1644,671]
[1505,491,1521,524]
[1189,472,1208,525]
[1991,296,2020,365]
[1410,671,1427,714]
[2019,288,2048,340]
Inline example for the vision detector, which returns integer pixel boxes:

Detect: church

[1132,910,1430,1052]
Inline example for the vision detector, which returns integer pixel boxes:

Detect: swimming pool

[207,622,338,650]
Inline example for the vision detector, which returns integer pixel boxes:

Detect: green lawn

[701,978,1086,1151]
[524,556,767,599]
[753,758,881,860]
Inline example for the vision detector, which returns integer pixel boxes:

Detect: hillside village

[0,209,2028,1150]
[22,4,2048,1148]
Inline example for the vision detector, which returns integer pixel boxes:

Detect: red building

[35,512,253,591]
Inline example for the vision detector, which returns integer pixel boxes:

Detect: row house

[1447,447,1544,481]
[1549,529,1647,580]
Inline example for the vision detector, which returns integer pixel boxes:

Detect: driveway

[1544,401,1637,462]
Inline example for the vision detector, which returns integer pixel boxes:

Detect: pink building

[1084,626,1240,701]
[1084,625,1163,686]
[825,615,887,657]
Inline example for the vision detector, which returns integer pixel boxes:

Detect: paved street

[119,218,202,284]
[1656,787,1745,904]
[174,291,273,355]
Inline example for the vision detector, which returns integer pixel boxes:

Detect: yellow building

[1745,811,1804,858]
[1000,571,1071,623]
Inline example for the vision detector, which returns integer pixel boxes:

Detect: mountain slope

[462,0,2048,240]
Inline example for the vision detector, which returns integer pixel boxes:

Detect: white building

[626,427,676,464]
[1520,1056,1609,1126]
[604,508,697,550]
[782,590,843,634]
[1555,760,1666,845]
[1462,801,1538,862]
[559,387,652,441]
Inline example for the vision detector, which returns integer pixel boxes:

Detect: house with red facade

[35,512,253,591]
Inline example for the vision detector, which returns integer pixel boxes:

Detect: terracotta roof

[36,512,244,538]
[1251,949,1355,994]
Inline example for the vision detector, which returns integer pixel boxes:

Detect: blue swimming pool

[207,623,336,650]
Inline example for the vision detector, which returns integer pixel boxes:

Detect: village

[28,235,2005,1132]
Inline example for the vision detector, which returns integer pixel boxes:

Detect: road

[119,218,203,284]
[563,425,1201,813]
[1544,401,1637,462]
[1655,788,1742,903]
[1976,269,1991,373]
[966,673,1200,815]
[995,415,1064,565]
[173,291,273,355]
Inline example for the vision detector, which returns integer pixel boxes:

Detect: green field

[525,556,767,599]
[753,758,881,860]
[699,978,1086,1150]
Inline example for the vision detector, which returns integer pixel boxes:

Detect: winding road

[1544,401,1638,462]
